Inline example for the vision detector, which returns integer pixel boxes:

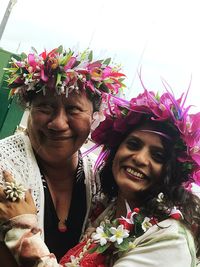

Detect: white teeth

[126,167,144,179]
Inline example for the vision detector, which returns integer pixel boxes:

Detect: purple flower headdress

[91,89,200,187]
[4,46,126,100]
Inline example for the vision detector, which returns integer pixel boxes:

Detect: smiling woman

[28,91,93,165]
[63,88,199,267]
[0,45,126,265]
[112,127,166,200]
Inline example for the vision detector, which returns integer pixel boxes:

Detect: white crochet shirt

[0,132,99,238]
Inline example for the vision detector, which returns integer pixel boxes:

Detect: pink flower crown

[4,46,126,99]
[91,89,200,186]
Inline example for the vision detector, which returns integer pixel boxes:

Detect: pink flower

[40,68,48,82]
[90,67,103,81]
[192,169,200,186]
[86,80,95,92]
[189,143,200,165]
[27,54,38,70]
[87,61,102,71]
[64,57,76,70]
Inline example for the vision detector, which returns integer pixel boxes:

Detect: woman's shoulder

[114,218,196,267]
[0,131,39,185]
[0,131,29,150]
[135,218,193,246]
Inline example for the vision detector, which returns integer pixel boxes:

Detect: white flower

[91,111,106,131]
[109,225,129,245]
[156,192,164,203]
[91,225,109,246]
[65,256,80,267]
[141,217,152,232]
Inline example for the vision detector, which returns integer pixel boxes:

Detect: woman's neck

[115,193,140,218]
[36,152,79,183]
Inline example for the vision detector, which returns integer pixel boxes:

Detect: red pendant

[58,220,67,232]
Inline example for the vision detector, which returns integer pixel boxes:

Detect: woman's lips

[124,166,148,181]
[48,135,72,140]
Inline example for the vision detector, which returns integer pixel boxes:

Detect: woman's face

[27,90,93,164]
[112,127,167,202]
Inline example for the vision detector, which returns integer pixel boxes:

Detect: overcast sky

[0,0,200,112]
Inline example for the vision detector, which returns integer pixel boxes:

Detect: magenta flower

[192,169,200,186]
[63,57,76,70]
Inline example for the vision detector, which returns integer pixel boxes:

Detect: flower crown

[4,46,126,99]
[91,89,200,186]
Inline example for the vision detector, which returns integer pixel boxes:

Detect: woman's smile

[125,166,146,180]
[112,127,165,201]
[28,91,93,163]
[43,131,73,141]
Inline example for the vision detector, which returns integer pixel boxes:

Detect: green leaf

[57,45,63,54]
[30,47,38,54]
[80,49,89,61]
[88,244,99,254]
[20,52,27,61]
[88,50,93,62]
[103,58,111,65]
[60,54,70,66]
[96,243,110,253]
[8,74,21,85]
[56,73,62,86]
[155,92,160,101]
[3,67,18,72]
[115,238,131,251]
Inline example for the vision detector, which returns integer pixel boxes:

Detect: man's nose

[47,108,69,131]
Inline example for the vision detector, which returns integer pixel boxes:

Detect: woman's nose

[132,148,150,166]
[47,108,69,131]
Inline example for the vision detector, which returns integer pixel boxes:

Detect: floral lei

[62,195,183,267]
[4,46,126,99]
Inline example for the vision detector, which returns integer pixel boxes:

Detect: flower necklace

[62,197,183,267]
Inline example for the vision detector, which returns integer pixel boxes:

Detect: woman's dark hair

[99,115,200,256]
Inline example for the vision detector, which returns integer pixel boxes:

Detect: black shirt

[42,156,87,261]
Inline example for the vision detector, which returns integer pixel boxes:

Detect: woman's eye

[35,105,53,114]
[67,106,82,114]
[151,150,166,164]
[126,139,141,150]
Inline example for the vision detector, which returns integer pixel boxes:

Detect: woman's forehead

[130,121,171,139]
[126,129,164,149]
[31,90,90,105]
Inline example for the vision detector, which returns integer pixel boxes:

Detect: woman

[60,89,200,266]
[0,46,126,262]
[1,89,200,266]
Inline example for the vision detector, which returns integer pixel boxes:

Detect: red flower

[59,241,106,267]
[133,208,140,213]
[118,218,133,232]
